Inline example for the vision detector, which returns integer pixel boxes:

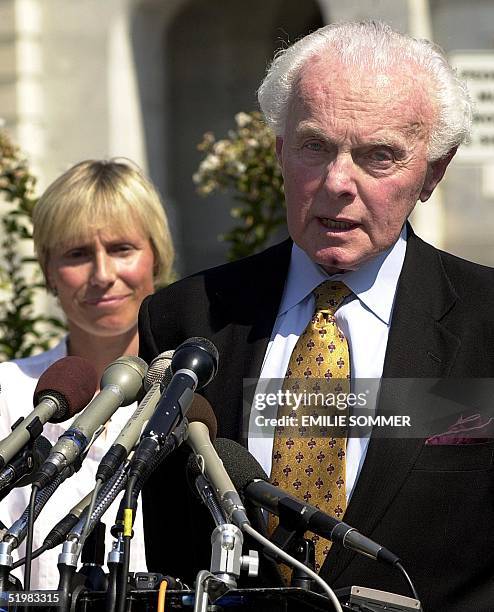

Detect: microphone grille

[34,435,52,461]
[144,350,174,391]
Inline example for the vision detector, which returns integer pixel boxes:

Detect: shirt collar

[279,226,407,325]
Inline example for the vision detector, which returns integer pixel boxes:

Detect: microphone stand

[105,533,124,612]
[55,463,130,612]
[0,462,81,593]
[268,518,316,590]
[192,471,259,612]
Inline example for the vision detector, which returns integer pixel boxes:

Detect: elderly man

[140,21,494,611]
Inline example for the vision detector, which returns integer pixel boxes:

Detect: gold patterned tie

[270,280,351,572]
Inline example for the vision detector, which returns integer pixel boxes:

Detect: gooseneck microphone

[214,438,400,567]
[0,356,98,469]
[33,356,147,490]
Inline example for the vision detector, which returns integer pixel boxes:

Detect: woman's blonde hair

[33,158,174,288]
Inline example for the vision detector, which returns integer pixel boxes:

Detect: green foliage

[0,129,64,360]
[194,111,285,261]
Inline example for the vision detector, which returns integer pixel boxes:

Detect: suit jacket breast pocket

[413,440,494,471]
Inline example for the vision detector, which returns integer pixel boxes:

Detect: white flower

[213,140,228,155]
[200,154,221,172]
[235,112,251,128]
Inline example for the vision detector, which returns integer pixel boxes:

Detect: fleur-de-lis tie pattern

[270,281,351,572]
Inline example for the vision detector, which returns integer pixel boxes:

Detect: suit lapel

[206,239,292,441]
[323,231,462,582]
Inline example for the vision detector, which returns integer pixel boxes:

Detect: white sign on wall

[450,52,494,163]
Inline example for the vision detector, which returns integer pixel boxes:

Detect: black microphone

[214,438,400,567]
[130,338,218,474]
[33,356,147,490]
[0,356,98,469]
[0,437,52,501]
[142,337,218,440]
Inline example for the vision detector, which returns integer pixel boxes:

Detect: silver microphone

[33,356,147,489]
[187,421,250,529]
[96,351,174,482]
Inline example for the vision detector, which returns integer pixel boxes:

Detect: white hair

[257,20,472,161]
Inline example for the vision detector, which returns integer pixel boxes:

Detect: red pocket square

[425,414,494,445]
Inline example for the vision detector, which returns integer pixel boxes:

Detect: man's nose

[324,154,357,199]
[90,251,116,286]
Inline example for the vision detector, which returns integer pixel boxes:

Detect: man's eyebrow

[294,123,330,140]
[294,126,408,151]
[359,136,406,149]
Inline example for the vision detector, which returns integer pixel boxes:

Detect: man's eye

[368,148,394,163]
[304,141,324,152]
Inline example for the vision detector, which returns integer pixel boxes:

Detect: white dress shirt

[248,228,407,501]
[0,339,147,589]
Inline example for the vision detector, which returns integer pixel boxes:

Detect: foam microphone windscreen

[33,356,98,422]
[214,438,268,490]
[187,394,218,441]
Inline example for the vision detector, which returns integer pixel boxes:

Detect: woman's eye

[65,249,87,259]
[110,244,136,256]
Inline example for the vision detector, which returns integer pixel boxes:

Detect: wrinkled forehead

[289,54,437,137]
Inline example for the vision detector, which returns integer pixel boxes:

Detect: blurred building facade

[1,0,494,276]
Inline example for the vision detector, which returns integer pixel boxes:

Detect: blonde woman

[0,159,174,589]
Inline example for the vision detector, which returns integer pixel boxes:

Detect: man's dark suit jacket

[138,230,494,612]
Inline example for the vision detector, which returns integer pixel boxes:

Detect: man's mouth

[319,218,355,230]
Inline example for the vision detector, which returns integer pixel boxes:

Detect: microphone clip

[264,497,317,589]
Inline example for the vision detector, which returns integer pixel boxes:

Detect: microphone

[0,356,98,469]
[186,453,228,527]
[0,437,52,500]
[33,356,147,489]
[128,393,218,486]
[186,422,250,529]
[12,395,217,569]
[96,351,174,482]
[214,439,400,567]
[130,338,218,474]
[109,394,219,612]
[142,337,218,441]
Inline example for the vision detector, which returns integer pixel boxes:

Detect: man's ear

[275,136,284,165]
[419,147,457,202]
